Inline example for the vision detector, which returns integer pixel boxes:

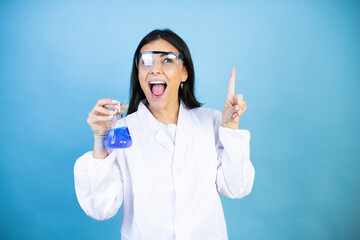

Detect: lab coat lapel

[173,101,191,160]
[154,130,174,154]
[137,101,174,154]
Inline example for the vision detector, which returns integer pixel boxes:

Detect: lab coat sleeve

[215,123,255,199]
[73,151,123,221]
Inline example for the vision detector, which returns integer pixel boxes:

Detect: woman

[74,29,255,240]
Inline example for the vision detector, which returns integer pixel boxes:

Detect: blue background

[1,0,359,239]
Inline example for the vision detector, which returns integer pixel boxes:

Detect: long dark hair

[127,29,201,115]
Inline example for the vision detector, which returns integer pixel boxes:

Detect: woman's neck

[148,101,180,125]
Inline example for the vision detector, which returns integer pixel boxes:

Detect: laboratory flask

[105,102,132,148]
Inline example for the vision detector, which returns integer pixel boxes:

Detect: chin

[145,96,167,110]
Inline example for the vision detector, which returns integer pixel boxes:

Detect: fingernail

[110,110,116,114]
[235,116,239,121]
[235,106,239,110]
[232,113,237,118]
[238,109,242,115]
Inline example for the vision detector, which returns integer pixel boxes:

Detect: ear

[181,66,188,83]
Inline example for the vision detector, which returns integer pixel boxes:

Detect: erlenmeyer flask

[105,102,132,148]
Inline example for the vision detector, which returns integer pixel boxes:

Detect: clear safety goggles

[135,51,184,72]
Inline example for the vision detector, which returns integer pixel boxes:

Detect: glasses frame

[135,51,184,70]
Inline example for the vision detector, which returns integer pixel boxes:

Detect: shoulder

[115,111,138,128]
[189,106,221,118]
[186,106,222,141]
[125,110,138,121]
[187,106,222,126]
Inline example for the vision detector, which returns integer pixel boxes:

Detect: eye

[163,58,174,64]
[141,55,153,66]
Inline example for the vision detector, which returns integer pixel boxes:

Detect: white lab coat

[74,100,255,240]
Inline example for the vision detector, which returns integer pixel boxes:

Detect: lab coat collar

[136,99,190,130]
[137,99,161,131]
[136,99,191,154]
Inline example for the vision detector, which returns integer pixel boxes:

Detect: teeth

[150,81,166,84]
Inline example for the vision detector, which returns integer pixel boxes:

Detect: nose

[150,60,162,74]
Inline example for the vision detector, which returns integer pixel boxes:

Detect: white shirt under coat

[74,100,255,240]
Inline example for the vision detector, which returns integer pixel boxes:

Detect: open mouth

[149,81,167,98]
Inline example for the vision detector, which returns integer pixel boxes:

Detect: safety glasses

[135,51,184,72]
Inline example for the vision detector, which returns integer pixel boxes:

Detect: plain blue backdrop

[1,0,359,239]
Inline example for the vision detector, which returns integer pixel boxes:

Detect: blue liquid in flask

[105,126,132,148]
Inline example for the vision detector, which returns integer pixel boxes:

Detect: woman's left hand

[222,68,247,130]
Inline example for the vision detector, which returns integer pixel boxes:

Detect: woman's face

[138,39,188,113]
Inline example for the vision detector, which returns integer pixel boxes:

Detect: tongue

[152,84,166,96]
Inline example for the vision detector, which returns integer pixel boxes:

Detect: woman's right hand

[87,98,128,136]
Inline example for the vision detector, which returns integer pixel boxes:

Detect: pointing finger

[226,68,236,101]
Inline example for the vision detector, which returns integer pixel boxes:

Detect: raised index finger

[226,68,236,101]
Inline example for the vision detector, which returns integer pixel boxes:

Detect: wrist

[93,136,108,159]
[94,134,106,139]
[222,121,239,130]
